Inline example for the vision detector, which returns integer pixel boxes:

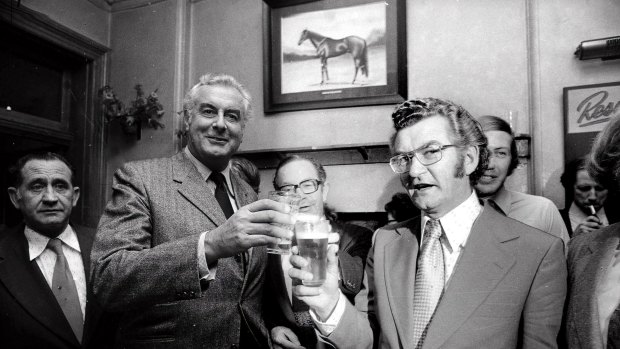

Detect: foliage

[100,84,165,132]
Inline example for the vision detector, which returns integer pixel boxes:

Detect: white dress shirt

[312,191,482,334]
[25,225,86,320]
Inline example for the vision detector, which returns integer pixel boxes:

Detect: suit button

[231,344,238,349]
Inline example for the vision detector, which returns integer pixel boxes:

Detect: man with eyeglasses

[474,115,569,249]
[91,73,295,348]
[267,155,372,349]
[288,98,566,348]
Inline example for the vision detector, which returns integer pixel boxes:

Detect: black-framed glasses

[277,179,323,194]
[389,144,457,174]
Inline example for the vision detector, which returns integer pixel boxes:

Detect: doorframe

[0,2,110,228]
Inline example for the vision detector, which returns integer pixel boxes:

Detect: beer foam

[294,213,320,222]
[295,221,330,239]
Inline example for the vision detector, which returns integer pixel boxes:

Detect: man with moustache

[0,152,115,348]
[565,116,620,348]
[91,73,294,348]
[267,155,372,349]
[288,98,567,348]
[474,115,569,248]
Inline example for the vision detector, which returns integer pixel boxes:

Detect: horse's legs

[321,57,328,84]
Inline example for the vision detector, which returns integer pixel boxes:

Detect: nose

[587,188,598,201]
[408,155,427,177]
[211,110,226,129]
[42,185,59,203]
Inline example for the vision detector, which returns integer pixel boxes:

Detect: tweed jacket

[0,223,115,348]
[91,152,269,348]
[565,222,620,349]
[324,203,567,349]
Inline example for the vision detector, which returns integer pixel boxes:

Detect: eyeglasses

[389,144,457,174]
[277,179,323,194]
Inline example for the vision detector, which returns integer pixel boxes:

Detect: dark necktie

[609,305,620,349]
[47,238,83,343]
[210,172,234,219]
[412,219,445,349]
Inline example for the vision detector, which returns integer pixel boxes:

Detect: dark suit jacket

[564,222,620,349]
[266,221,373,347]
[0,223,115,348]
[91,152,269,348]
[325,203,567,349]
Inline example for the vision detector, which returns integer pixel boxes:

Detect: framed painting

[263,0,407,113]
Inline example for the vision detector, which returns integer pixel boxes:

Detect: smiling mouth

[413,183,434,191]
[207,136,228,143]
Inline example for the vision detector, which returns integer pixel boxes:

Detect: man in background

[561,157,609,237]
[91,73,294,348]
[0,152,115,348]
[565,116,620,348]
[289,98,566,348]
[268,155,372,349]
[384,192,419,224]
[474,115,570,248]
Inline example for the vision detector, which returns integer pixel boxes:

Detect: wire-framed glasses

[389,144,457,173]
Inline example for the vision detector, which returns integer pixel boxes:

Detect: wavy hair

[587,116,620,192]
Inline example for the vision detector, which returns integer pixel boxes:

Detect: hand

[271,326,305,349]
[204,199,295,263]
[289,233,341,321]
[573,215,603,236]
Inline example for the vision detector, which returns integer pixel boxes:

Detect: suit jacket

[564,222,620,349]
[91,152,268,348]
[0,223,115,348]
[265,221,373,347]
[325,203,567,349]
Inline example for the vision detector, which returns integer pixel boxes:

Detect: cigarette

[588,205,597,216]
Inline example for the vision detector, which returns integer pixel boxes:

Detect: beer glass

[294,219,331,286]
[267,191,301,254]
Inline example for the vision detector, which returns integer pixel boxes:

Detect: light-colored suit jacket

[565,222,620,349]
[325,204,567,349]
[91,152,269,348]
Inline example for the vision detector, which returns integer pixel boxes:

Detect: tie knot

[424,219,442,240]
[210,172,226,186]
[47,238,63,254]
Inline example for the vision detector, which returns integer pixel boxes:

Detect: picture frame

[263,0,407,113]
[563,81,620,163]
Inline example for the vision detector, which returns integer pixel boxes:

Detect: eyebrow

[199,103,240,115]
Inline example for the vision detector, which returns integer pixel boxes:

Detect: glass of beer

[294,219,331,286]
[267,190,301,254]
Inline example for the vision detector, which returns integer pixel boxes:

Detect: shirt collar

[485,185,510,216]
[422,190,482,250]
[24,225,80,262]
[184,147,235,197]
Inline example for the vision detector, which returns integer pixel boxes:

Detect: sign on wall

[563,81,620,162]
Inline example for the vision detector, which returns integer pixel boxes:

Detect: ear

[7,187,20,209]
[463,145,480,176]
[322,182,330,202]
[71,187,80,207]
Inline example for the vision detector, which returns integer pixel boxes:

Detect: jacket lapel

[0,225,80,347]
[173,152,226,227]
[572,228,619,349]
[423,206,517,349]
[384,217,420,349]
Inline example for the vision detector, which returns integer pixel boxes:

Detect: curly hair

[587,116,620,193]
[390,97,489,184]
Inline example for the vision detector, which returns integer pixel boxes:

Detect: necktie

[210,172,234,219]
[609,305,620,349]
[47,238,83,343]
[412,219,445,348]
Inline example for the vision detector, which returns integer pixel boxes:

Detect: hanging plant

[100,84,165,140]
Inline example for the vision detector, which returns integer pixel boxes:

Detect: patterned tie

[412,219,445,348]
[47,238,83,343]
[210,172,234,219]
[609,305,620,349]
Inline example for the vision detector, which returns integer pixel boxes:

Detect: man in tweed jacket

[91,73,294,348]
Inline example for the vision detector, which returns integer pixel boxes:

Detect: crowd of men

[0,72,618,349]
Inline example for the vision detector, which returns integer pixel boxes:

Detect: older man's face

[186,85,246,171]
[8,159,80,237]
[394,115,478,219]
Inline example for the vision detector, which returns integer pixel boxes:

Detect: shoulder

[482,204,559,246]
[373,216,420,245]
[507,190,559,212]
[569,222,620,259]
